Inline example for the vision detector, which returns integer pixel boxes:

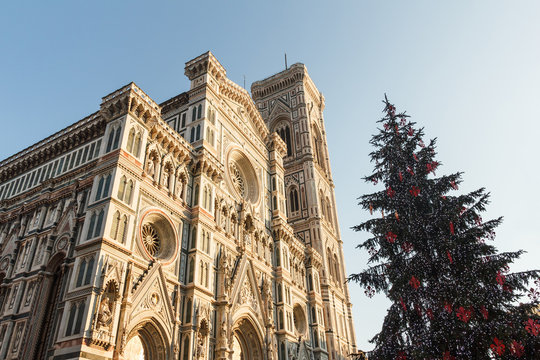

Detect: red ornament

[406,166,414,175]
[444,302,453,313]
[386,232,397,243]
[396,351,406,360]
[480,305,489,320]
[503,284,513,293]
[528,287,540,302]
[450,181,458,190]
[409,276,420,290]
[475,215,483,226]
[400,297,407,311]
[443,351,456,360]
[395,125,399,134]
[426,308,434,320]
[387,186,396,198]
[384,122,390,130]
[509,340,524,357]
[409,186,420,197]
[418,139,425,148]
[449,221,455,235]
[459,206,467,216]
[399,171,403,182]
[407,127,414,136]
[524,318,540,336]
[426,161,438,174]
[413,153,419,162]
[400,118,407,126]
[372,178,378,185]
[401,242,413,253]
[447,250,453,264]
[490,337,505,356]
[496,271,506,285]
[456,306,472,323]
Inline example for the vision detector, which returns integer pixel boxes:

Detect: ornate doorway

[124,320,168,360]
[231,318,263,360]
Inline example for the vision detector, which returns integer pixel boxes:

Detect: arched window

[190,127,195,142]
[196,125,201,140]
[334,254,340,283]
[106,128,115,153]
[112,126,121,150]
[192,107,197,121]
[187,258,194,283]
[125,180,134,204]
[279,310,284,330]
[197,104,202,119]
[65,303,77,336]
[86,213,96,240]
[126,128,135,153]
[94,210,104,238]
[95,176,104,201]
[277,283,283,302]
[134,132,142,157]
[326,197,332,225]
[76,259,86,287]
[119,215,128,243]
[84,257,94,285]
[199,260,204,285]
[203,186,208,208]
[110,211,120,239]
[117,176,126,200]
[190,227,197,249]
[289,188,299,213]
[103,174,112,198]
[185,299,192,323]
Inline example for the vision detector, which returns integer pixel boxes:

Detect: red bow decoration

[409,276,420,289]
[456,306,472,323]
[400,297,407,311]
[407,127,414,136]
[524,318,540,336]
[401,242,413,253]
[400,117,407,126]
[396,351,406,360]
[409,186,420,197]
[450,181,458,190]
[426,161,439,174]
[449,221,455,235]
[387,186,396,198]
[399,171,403,182]
[386,231,397,243]
[490,337,505,356]
[447,250,453,264]
[480,305,489,320]
[444,302,453,313]
[407,166,414,175]
[509,340,524,358]
[426,308,434,320]
[443,351,455,360]
[496,271,506,285]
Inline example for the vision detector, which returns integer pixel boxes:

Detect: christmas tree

[349,97,540,359]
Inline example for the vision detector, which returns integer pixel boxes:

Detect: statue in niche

[175,176,184,199]
[97,297,113,328]
[218,320,227,348]
[219,253,231,296]
[162,169,170,188]
[262,277,273,323]
[146,157,155,177]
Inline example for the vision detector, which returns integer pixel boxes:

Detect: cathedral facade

[0,52,357,360]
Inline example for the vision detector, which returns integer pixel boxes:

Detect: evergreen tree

[349,97,540,359]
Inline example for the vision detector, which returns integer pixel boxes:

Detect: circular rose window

[138,210,178,264]
[226,150,259,204]
[293,304,307,335]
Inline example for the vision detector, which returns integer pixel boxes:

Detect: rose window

[141,224,160,256]
[226,150,260,204]
[229,162,246,198]
[138,211,178,263]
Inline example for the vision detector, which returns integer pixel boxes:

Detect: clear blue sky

[1,0,539,352]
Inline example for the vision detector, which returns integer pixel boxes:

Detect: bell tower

[252,65,357,360]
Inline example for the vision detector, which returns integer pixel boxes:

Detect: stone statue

[175,176,184,198]
[97,297,113,328]
[220,253,231,296]
[147,158,155,177]
[218,320,227,348]
[162,170,169,188]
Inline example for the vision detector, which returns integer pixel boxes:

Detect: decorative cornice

[251,63,305,101]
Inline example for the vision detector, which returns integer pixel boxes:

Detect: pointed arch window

[197,104,202,119]
[126,128,135,153]
[192,107,197,122]
[289,188,299,213]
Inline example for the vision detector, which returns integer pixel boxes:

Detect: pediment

[230,256,263,315]
[54,208,75,238]
[268,98,291,121]
[128,263,175,328]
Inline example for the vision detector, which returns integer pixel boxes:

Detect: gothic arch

[230,315,264,360]
[124,317,170,360]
